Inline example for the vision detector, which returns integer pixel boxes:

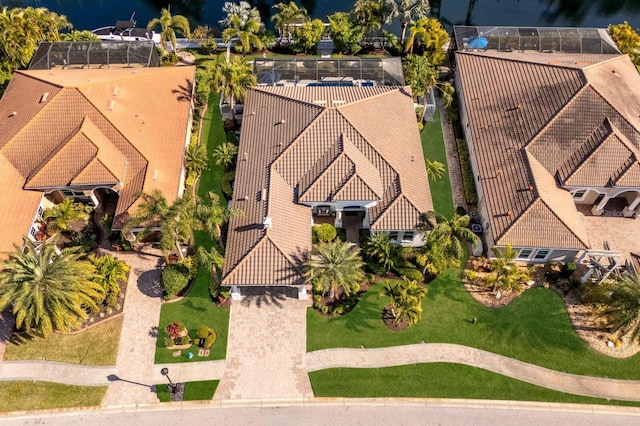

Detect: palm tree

[0,239,103,337]
[485,245,530,293]
[60,30,99,42]
[220,1,262,28]
[90,254,129,307]
[425,158,446,181]
[304,240,365,301]
[146,7,190,53]
[385,0,431,43]
[404,17,448,63]
[223,15,263,55]
[43,199,88,234]
[351,0,384,36]
[162,193,200,259]
[384,278,427,325]
[602,274,640,343]
[415,237,456,277]
[271,1,309,42]
[419,211,479,261]
[123,190,171,238]
[198,245,225,287]
[212,141,239,168]
[185,142,209,178]
[403,54,454,109]
[207,55,257,120]
[195,191,243,247]
[364,232,398,274]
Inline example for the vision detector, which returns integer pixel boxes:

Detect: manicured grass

[155,263,230,364]
[309,363,640,406]
[307,273,640,380]
[4,317,122,365]
[421,109,454,218]
[155,92,230,365]
[155,380,219,402]
[0,381,106,412]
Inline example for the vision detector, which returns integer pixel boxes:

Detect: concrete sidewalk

[306,343,640,402]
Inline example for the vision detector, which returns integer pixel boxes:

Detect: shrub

[397,267,425,283]
[560,261,577,278]
[165,322,187,339]
[226,130,239,145]
[313,223,337,243]
[160,51,180,66]
[161,263,190,299]
[180,335,190,345]
[163,336,174,347]
[204,331,217,348]
[456,138,478,205]
[221,170,235,197]
[197,326,214,339]
[456,205,467,216]
[176,255,199,279]
[417,122,424,132]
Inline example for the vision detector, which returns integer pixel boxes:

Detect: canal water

[4,0,640,32]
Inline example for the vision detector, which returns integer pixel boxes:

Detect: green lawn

[309,363,640,406]
[155,380,219,402]
[307,273,640,380]
[421,109,454,218]
[0,381,106,412]
[4,317,122,365]
[155,92,230,365]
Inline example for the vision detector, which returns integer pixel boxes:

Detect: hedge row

[456,138,478,205]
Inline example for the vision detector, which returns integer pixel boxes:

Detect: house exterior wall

[370,229,426,247]
[490,246,580,263]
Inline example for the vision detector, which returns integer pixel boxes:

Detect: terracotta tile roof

[456,50,640,250]
[0,154,42,255]
[223,86,432,286]
[0,66,194,250]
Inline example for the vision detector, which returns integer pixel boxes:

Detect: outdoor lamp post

[160,367,175,393]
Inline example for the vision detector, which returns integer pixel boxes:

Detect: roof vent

[278,119,286,125]
[112,86,119,96]
[243,152,248,161]
[263,216,272,229]
[153,169,159,180]
[332,100,346,106]
[506,210,512,217]
[261,188,267,201]
[313,100,326,106]
[242,195,249,201]
[9,111,17,117]
[40,92,49,103]
[108,100,115,111]
[528,185,534,191]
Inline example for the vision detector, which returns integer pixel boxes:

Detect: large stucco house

[222,85,433,298]
[0,65,195,254]
[454,26,640,264]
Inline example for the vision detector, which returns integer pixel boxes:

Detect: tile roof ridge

[581,54,627,71]
[495,197,538,242]
[253,86,329,108]
[524,83,591,151]
[274,108,329,168]
[333,86,401,109]
[223,236,269,283]
[587,83,640,137]
[537,197,590,249]
[299,150,351,200]
[560,119,615,182]
[369,193,403,227]
[456,51,590,72]
[71,158,118,185]
[14,70,64,88]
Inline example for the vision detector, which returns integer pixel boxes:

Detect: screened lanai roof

[29,41,160,70]
[253,57,404,87]
[453,26,620,54]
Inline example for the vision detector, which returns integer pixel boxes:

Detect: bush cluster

[161,263,190,300]
[456,138,478,205]
[312,224,337,243]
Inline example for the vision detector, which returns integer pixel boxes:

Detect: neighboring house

[454,26,640,263]
[0,65,195,254]
[222,86,433,298]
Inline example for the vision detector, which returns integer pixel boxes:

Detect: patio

[577,205,640,266]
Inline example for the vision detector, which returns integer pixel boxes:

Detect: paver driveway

[214,287,313,400]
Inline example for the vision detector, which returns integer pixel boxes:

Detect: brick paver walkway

[214,288,313,400]
[437,102,466,210]
[305,343,640,402]
[101,245,166,406]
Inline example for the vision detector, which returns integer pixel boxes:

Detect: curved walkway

[0,360,113,386]
[305,343,640,402]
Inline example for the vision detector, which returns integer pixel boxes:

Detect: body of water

[3,0,640,33]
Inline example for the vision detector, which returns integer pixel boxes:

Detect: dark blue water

[3,0,639,31]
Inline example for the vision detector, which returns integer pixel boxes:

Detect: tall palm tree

[146,7,190,52]
[219,1,262,28]
[162,193,200,259]
[304,240,365,301]
[385,0,431,43]
[485,244,530,293]
[185,142,209,178]
[0,239,103,337]
[602,274,640,343]
[384,278,427,325]
[90,254,129,307]
[351,0,384,36]
[198,245,225,288]
[123,190,171,238]
[364,232,399,274]
[415,238,456,277]
[403,53,454,108]
[419,211,479,261]
[43,198,88,234]
[212,141,238,168]
[222,14,263,55]
[195,191,243,247]
[207,55,257,120]
[271,1,309,41]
